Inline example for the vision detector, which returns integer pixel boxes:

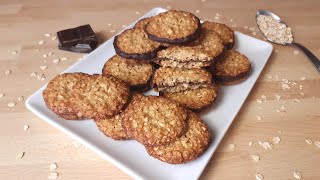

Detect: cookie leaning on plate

[113,28,163,60]
[161,85,218,111]
[122,96,188,146]
[153,67,212,93]
[102,55,154,92]
[71,74,130,119]
[202,21,235,50]
[146,110,211,164]
[146,10,201,44]
[43,72,90,120]
[209,50,251,85]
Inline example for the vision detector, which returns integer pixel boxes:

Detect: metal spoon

[256,9,320,72]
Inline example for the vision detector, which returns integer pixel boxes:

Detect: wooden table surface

[1,0,319,179]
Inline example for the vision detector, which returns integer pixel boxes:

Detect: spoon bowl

[255,9,320,71]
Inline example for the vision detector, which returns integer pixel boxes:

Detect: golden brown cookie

[152,67,212,93]
[102,55,154,92]
[202,21,235,49]
[162,85,218,111]
[71,74,130,119]
[146,10,201,44]
[209,50,251,85]
[146,110,211,164]
[43,73,90,120]
[122,96,188,146]
[113,28,163,60]
[154,28,224,68]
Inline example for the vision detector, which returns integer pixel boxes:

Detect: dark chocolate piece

[57,24,98,53]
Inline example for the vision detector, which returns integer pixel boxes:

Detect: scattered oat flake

[278,130,282,134]
[276,109,281,113]
[44,33,51,37]
[315,141,320,148]
[51,36,57,40]
[249,142,253,146]
[43,54,47,58]
[16,152,25,159]
[61,57,68,61]
[256,173,264,180]
[305,138,312,144]
[244,26,249,29]
[273,136,281,144]
[228,143,236,150]
[30,72,37,77]
[256,99,263,103]
[251,154,260,161]
[214,16,219,20]
[48,172,59,179]
[52,59,60,63]
[38,40,45,45]
[107,23,112,26]
[5,70,11,75]
[50,163,58,171]
[282,83,290,90]
[18,96,24,101]
[293,171,302,179]
[24,125,29,131]
[294,99,300,103]
[110,30,116,33]
[300,92,304,96]
[275,94,281,101]
[0,93,5,98]
[195,10,200,13]
[135,11,140,15]
[8,102,16,107]
[256,115,262,120]
[40,65,48,70]
[122,24,127,28]
[36,49,40,52]
[261,95,267,101]
[294,50,299,55]
[72,141,82,148]
[11,50,18,55]
[48,52,53,56]
[262,141,273,149]
[299,76,306,80]
[258,141,263,146]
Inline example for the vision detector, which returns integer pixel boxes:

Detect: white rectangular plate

[26,7,273,180]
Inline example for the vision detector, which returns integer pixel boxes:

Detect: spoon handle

[293,42,320,72]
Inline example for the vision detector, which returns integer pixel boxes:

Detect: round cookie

[146,110,211,164]
[162,85,218,111]
[146,10,201,44]
[113,28,163,60]
[102,55,154,92]
[71,74,130,119]
[202,21,235,49]
[210,50,251,85]
[122,96,188,146]
[43,73,90,120]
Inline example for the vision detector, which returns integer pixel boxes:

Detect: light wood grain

[0,0,319,179]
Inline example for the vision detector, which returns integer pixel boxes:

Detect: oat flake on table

[315,141,320,148]
[256,173,264,180]
[273,136,281,144]
[293,171,302,179]
[262,141,273,149]
[23,125,29,131]
[50,163,58,171]
[305,138,312,144]
[48,172,59,179]
[251,154,260,161]
[16,152,25,159]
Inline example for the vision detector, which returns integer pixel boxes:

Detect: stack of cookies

[43,10,252,164]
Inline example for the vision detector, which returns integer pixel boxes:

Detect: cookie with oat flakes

[146,10,201,44]
[146,110,211,164]
[113,28,163,60]
[71,74,130,119]
[122,96,188,146]
[161,85,218,111]
[209,50,251,85]
[43,72,90,120]
[102,55,154,92]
